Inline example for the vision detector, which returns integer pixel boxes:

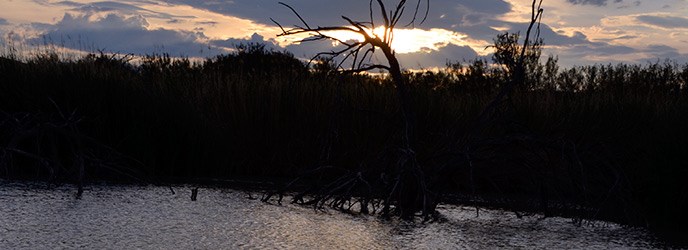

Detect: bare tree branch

[343,64,391,73]
[278,2,311,29]
[475,0,545,127]
[273,0,429,74]
[269,0,435,219]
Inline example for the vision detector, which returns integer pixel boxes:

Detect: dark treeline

[1,44,687,238]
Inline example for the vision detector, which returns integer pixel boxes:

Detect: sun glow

[284,26,472,54]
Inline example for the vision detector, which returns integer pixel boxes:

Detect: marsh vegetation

[6,5,688,242]
[2,41,687,237]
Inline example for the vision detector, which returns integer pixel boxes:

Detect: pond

[0,182,664,249]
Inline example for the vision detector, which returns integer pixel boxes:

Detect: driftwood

[0,99,147,198]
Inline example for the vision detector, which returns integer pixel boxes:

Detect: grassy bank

[1,46,687,238]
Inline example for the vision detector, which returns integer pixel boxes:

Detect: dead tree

[449,0,549,217]
[271,0,429,147]
[266,0,434,219]
[476,0,544,124]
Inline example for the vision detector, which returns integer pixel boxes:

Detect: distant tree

[542,55,559,90]
[492,33,543,78]
[491,32,545,91]
[477,0,544,122]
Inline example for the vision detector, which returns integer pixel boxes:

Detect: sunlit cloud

[1,0,688,68]
[567,0,618,6]
[121,2,281,41]
[304,27,472,54]
[1,1,69,24]
[498,0,532,24]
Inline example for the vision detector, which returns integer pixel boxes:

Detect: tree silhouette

[266,0,546,220]
[478,0,544,124]
[269,0,433,219]
[272,0,430,148]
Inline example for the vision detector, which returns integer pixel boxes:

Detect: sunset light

[2,1,688,249]
[2,0,686,67]
[297,26,471,54]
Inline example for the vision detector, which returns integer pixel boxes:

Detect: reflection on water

[0,182,662,249]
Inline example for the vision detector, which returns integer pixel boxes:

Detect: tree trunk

[381,46,414,148]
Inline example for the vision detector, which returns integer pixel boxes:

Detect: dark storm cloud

[636,15,688,29]
[566,0,622,6]
[29,13,221,57]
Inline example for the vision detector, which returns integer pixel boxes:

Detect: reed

[1,44,686,236]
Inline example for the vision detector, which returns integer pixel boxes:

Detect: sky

[1,0,687,69]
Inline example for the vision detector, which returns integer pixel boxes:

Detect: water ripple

[0,182,663,249]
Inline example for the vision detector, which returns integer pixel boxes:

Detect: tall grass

[1,44,687,236]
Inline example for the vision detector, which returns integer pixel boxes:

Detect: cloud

[163,0,511,31]
[593,34,639,43]
[210,32,281,51]
[632,45,688,64]
[196,21,218,26]
[566,0,622,6]
[29,13,220,57]
[284,39,482,69]
[412,0,511,30]
[67,1,148,13]
[219,0,645,67]
[397,43,480,69]
[111,0,546,65]
[52,1,84,8]
[548,42,688,66]
[642,44,681,59]
[54,0,195,20]
[284,39,349,61]
[54,12,150,30]
[4,0,687,68]
[570,44,636,56]
[636,15,688,29]
[163,0,371,27]
[524,24,591,46]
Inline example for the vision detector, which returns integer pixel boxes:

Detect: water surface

[0,182,663,249]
